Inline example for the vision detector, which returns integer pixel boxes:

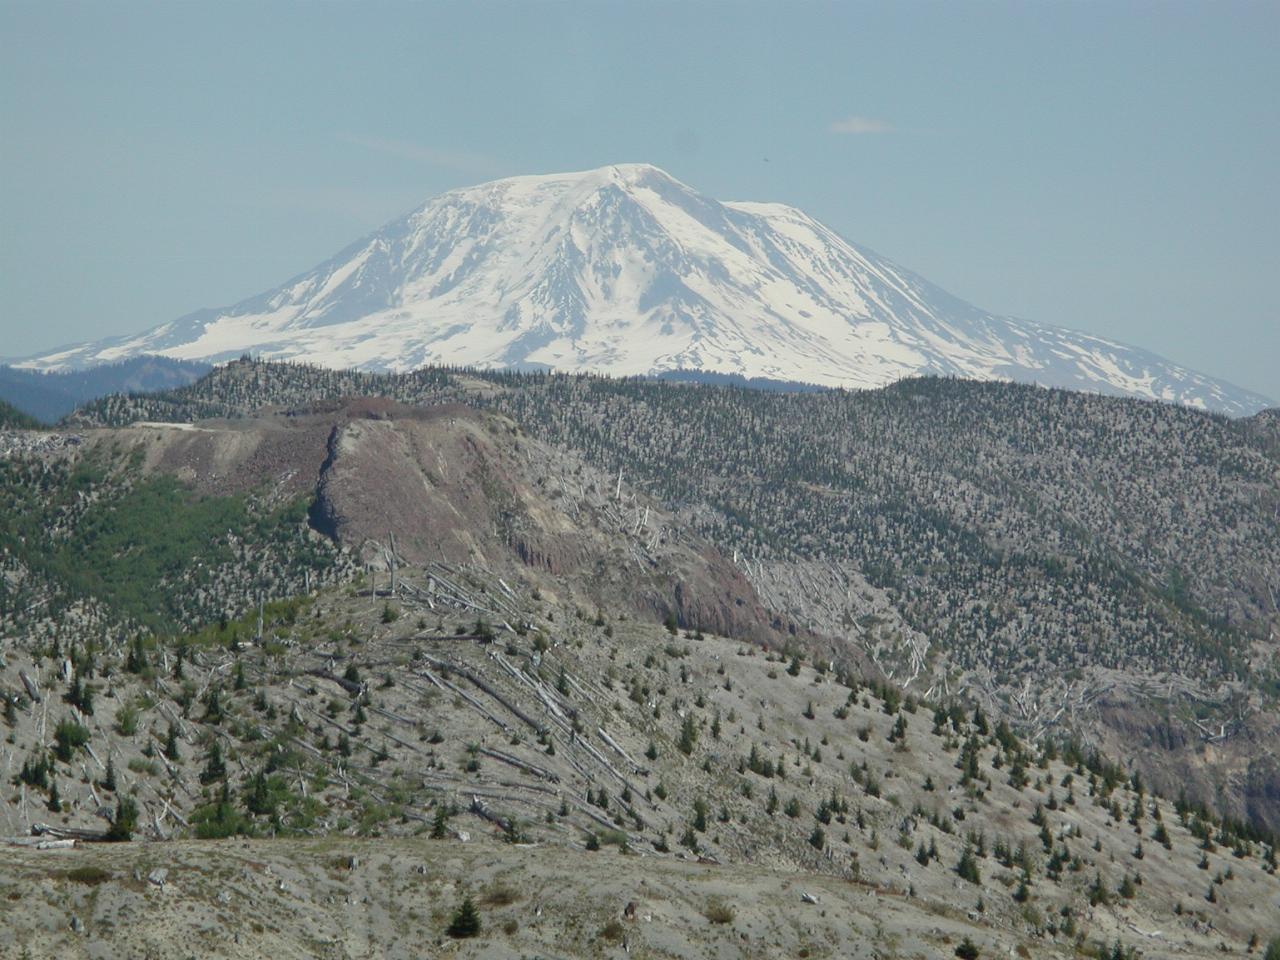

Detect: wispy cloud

[828,116,893,135]
[339,134,502,176]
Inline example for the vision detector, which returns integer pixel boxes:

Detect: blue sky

[2,0,1277,399]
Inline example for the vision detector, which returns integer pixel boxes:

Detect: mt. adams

[21,163,1271,414]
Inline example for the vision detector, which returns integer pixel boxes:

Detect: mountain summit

[18,163,1271,414]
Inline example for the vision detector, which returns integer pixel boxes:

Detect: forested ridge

[70,361,1280,696]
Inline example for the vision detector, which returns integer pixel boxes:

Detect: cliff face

[111,399,784,645]
[1088,695,1280,834]
[306,402,782,642]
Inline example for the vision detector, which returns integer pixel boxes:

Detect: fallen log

[478,747,560,783]
[3,836,74,848]
[31,823,110,842]
[19,670,41,703]
[597,727,641,769]
[303,668,363,696]
[420,656,546,735]
[469,795,514,833]
[415,668,510,733]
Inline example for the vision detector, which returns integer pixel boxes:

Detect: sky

[1,0,1277,400]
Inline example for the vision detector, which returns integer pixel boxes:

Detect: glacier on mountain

[16,163,1272,416]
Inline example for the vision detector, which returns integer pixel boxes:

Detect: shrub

[53,718,91,762]
[127,758,159,776]
[64,866,112,885]
[704,898,735,924]
[480,884,519,906]
[192,784,250,839]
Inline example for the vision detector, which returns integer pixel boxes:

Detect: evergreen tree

[442,901,478,942]
[100,757,117,792]
[202,687,224,724]
[1088,872,1110,906]
[1153,822,1172,849]
[106,796,138,841]
[430,805,449,839]
[692,797,708,832]
[126,636,147,675]
[164,722,181,762]
[65,676,83,710]
[244,769,275,816]
[678,714,697,755]
[200,741,227,785]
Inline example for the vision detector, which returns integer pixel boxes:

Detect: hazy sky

[2,1,1277,399]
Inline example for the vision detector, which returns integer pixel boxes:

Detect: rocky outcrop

[111,399,788,646]
[308,403,787,643]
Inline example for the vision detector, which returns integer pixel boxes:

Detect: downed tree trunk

[478,747,560,783]
[19,670,41,704]
[469,795,514,833]
[597,727,642,770]
[3,836,75,849]
[31,823,110,842]
[420,656,546,736]
[415,669,510,733]
[303,668,363,696]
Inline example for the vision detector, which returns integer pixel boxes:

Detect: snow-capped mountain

[16,163,1272,415]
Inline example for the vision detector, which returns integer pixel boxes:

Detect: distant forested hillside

[0,355,209,422]
[0,398,41,429]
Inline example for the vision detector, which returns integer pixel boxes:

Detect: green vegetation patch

[0,447,332,632]
[51,474,250,628]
